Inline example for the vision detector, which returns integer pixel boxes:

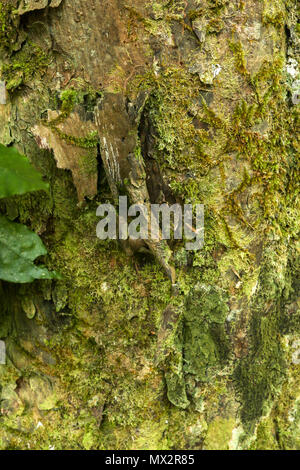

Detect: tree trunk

[0,0,299,450]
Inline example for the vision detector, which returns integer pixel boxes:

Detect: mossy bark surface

[0,0,299,450]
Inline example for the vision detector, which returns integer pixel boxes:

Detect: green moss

[1,42,49,92]
[228,40,248,77]
[127,42,296,246]
[129,66,221,182]
[78,151,98,176]
[207,0,229,13]
[204,417,235,450]
[0,2,16,51]
[132,417,169,450]
[43,87,100,149]
[223,52,298,240]
[187,9,203,21]
[262,0,286,28]
[184,285,230,382]
[207,17,224,33]
[250,354,300,450]
[52,129,99,149]
[125,4,174,40]
[164,311,190,410]
[163,281,230,410]
[0,190,52,232]
[274,379,300,450]
[0,0,298,449]
[250,419,279,450]
[234,245,289,426]
[188,0,228,19]
[131,67,200,170]
[58,89,79,119]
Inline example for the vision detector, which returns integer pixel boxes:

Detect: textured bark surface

[0,0,299,450]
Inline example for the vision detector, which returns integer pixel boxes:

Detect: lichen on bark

[0,0,299,450]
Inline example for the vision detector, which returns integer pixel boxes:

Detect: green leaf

[0,215,60,283]
[0,143,49,199]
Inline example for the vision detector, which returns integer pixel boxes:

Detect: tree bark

[0,0,299,450]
